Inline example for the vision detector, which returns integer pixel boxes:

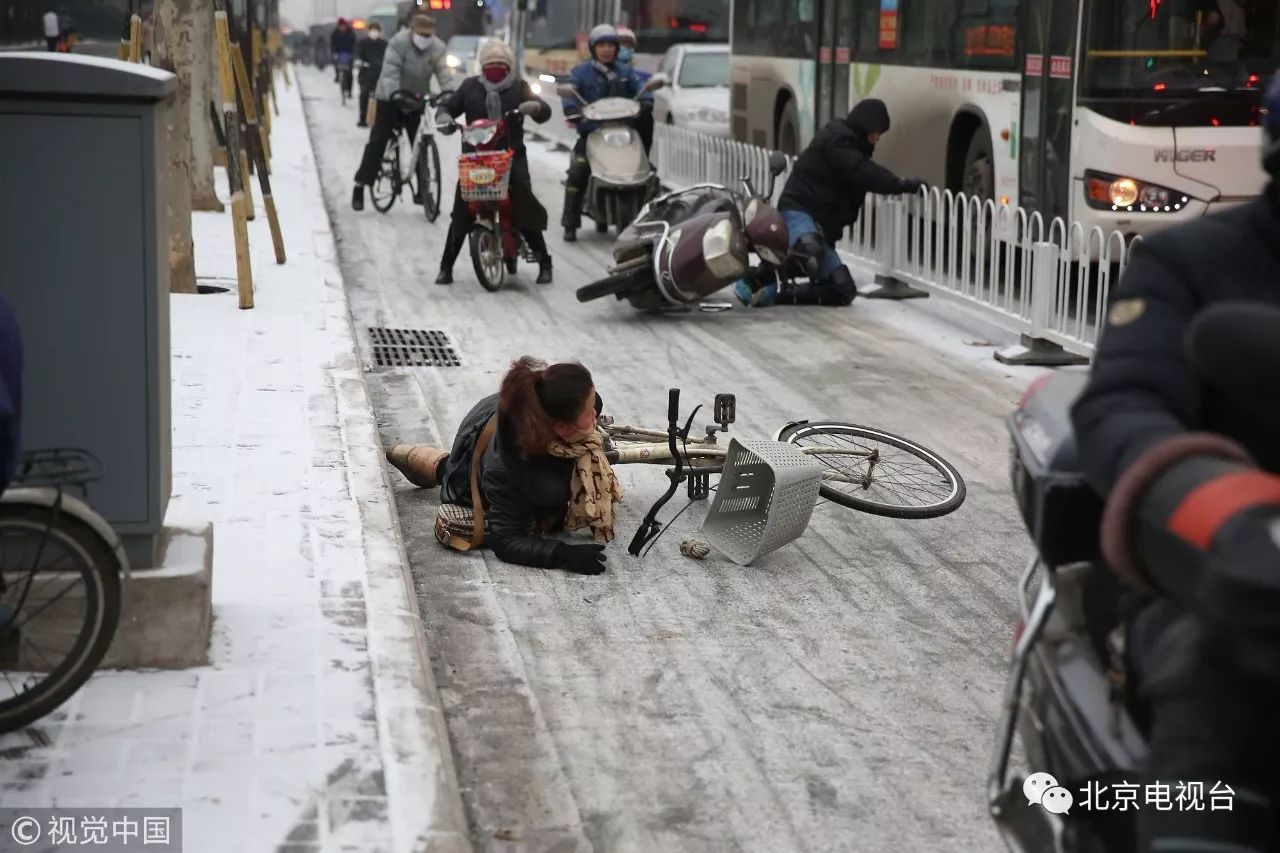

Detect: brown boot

[386,445,449,488]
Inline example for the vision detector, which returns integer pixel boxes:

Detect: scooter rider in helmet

[560,24,652,242]
[615,25,653,155]
[735,99,923,307]
[1071,71,1280,853]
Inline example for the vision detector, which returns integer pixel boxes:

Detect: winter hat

[847,99,891,135]
[478,39,515,69]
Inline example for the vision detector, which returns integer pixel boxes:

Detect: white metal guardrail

[650,123,1140,365]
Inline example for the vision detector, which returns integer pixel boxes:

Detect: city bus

[518,0,728,80]
[730,0,1279,238]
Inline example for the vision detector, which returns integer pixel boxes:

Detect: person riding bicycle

[330,18,356,87]
[433,40,555,285]
[615,25,654,155]
[1070,70,1280,853]
[355,21,388,127]
[735,99,923,307]
[560,24,652,242]
[385,356,621,574]
[351,12,456,211]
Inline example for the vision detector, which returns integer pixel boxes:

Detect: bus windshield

[1081,0,1279,122]
[525,0,577,50]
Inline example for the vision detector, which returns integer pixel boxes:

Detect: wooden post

[231,39,286,264]
[128,9,143,62]
[118,2,132,60]
[214,0,254,309]
[228,31,256,219]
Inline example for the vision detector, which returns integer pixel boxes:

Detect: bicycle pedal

[687,471,711,501]
[714,394,736,428]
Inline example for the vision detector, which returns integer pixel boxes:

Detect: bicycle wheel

[370,143,399,213]
[776,422,966,519]
[418,137,442,222]
[0,504,121,733]
[469,224,504,292]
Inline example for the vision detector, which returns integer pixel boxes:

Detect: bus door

[814,0,853,128]
[1018,0,1079,223]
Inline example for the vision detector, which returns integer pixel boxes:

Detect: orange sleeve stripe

[1167,472,1280,549]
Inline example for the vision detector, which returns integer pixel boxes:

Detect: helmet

[1264,71,1280,180]
[615,25,636,47]
[588,24,619,51]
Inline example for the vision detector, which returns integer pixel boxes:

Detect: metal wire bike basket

[701,439,823,565]
[458,150,514,202]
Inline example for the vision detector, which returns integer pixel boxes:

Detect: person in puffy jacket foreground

[736,98,923,307]
[1071,70,1280,853]
[384,357,623,576]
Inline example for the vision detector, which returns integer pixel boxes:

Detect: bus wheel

[777,99,800,157]
[962,131,994,201]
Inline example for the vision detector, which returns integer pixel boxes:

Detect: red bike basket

[459,150,514,202]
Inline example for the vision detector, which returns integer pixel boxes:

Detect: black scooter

[990,301,1280,852]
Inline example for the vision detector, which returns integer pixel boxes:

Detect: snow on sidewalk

[0,75,467,853]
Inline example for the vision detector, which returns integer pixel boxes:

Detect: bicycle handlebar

[628,388,687,557]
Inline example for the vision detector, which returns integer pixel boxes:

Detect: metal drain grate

[368,328,461,367]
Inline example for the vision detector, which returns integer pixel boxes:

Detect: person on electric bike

[355,21,388,128]
[433,39,554,285]
[351,12,455,211]
[1071,70,1280,853]
[330,18,356,87]
[384,356,621,575]
[615,25,653,155]
[560,24,652,242]
[735,99,923,307]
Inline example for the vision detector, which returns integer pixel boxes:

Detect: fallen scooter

[575,150,791,312]
[558,75,666,235]
[990,301,1280,852]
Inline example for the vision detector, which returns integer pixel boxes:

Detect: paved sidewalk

[0,74,467,852]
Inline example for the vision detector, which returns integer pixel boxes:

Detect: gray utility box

[0,54,176,569]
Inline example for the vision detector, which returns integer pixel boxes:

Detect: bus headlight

[1085,170,1192,213]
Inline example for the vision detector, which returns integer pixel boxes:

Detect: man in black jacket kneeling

[736,99,922,307]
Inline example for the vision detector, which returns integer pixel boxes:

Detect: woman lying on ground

[386,356,623,575]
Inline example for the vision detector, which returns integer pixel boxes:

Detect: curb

[292,78,471,853]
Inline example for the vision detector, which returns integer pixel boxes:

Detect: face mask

[368,30,381,40]
[411,33,431,50]
[618,47,633,63]
[482,64,508,83]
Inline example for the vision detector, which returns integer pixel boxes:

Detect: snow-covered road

[302,66,1036,852]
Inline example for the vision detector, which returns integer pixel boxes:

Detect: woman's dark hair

[498,356,594,457]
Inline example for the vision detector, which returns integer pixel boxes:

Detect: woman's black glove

[554,542,607,575]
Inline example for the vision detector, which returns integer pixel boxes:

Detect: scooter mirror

[767,151,788,177]
[1185,301,1280,396]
